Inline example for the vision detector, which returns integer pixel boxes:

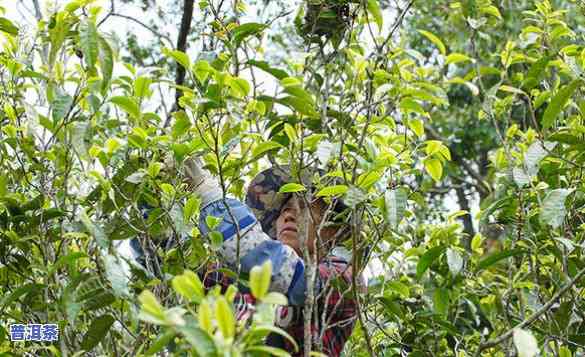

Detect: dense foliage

[1,0,584,356]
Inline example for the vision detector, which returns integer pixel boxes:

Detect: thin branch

[475,266,585,355]
[31,0,42,20]
[97,0,115,27]
[109,13,174,47]
[370,0,415,63]
[173,0,196,115]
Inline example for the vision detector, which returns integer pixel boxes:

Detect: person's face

[275,196,341,256]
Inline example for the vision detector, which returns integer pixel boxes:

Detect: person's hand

[182,156,208,189]
[162,153,221,203]
[162,153,207,187]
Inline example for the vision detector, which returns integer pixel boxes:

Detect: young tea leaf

[250,260,272,300]
[279,183,306,193]
[79,19,99,69]
[542,80,582,129]
[418,30,446,56]
[416,245,446,279]
[215,296,235,338]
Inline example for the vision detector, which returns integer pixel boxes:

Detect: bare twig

[31,0,42,20]
[475,266,585,355]
[110,13,174,47]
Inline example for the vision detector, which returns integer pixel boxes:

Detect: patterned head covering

[245,165,349,240]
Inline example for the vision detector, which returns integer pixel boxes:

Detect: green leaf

[424,158,443,182]
[418,30,446,56]
[172,111,191,138]
[70,121,89,160]
[210,231,224,250]
[166,49,190,70]
[80,210,108,249]
[416,245,445,279]
[283,86,315,107]
[244,325,299,352]
[445,53,472,65]
[134,76,152,98]
[215,296,235,338]
[387,281,410,298]
[384,188,407,227]
[206,215,223,230]
[98,36,114,94]
[138,290,166,325]
[52,92,73,123]
[247,60,289,80]
[357,171,381,190]
[172,270,205,303]
[103,254,131,297]
[476,249,525,271]
[253,141,283,158]
[79,19,99,69]
[125,171,146,184]
[542,80,582,130]
[407,118,425,137]
[559,346,572,357]
[433,288,449,316]
[279,183,306,193]
[171,143,190,162]
[48,252,88,276]
[160,183,176,200]
[145,330,176,355]
[183,194,201,222]
[178,326,217,357]
[250,260,272,299]
[499,85,526,95]
[65,1,82,12]
[278,96,317,117]
[111,96,140,119]
[522,56,551,90]
[480,5,502,19]
[540,189,574,228]
[367,0,383,31]
[316,185,348,197]
[81,315,115,351]
[245,346,290,357]
[227,77,250,98]
[261,292,288,305]
[0,283,45,309]
[344,186,366,208]
[400,98,427,116]
[193,60,213,82]
[198,300,213,334]
[232,23,267,47]
[0,17,19,35]
[283,123,297,141]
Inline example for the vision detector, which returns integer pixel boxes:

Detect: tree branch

[110,13,174,47]
[475,266,585,355]
[173,0,195,112]
[31,0,42,21]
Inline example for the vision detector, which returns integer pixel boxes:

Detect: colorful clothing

[202,257,358,356]
[198,197,359,356]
